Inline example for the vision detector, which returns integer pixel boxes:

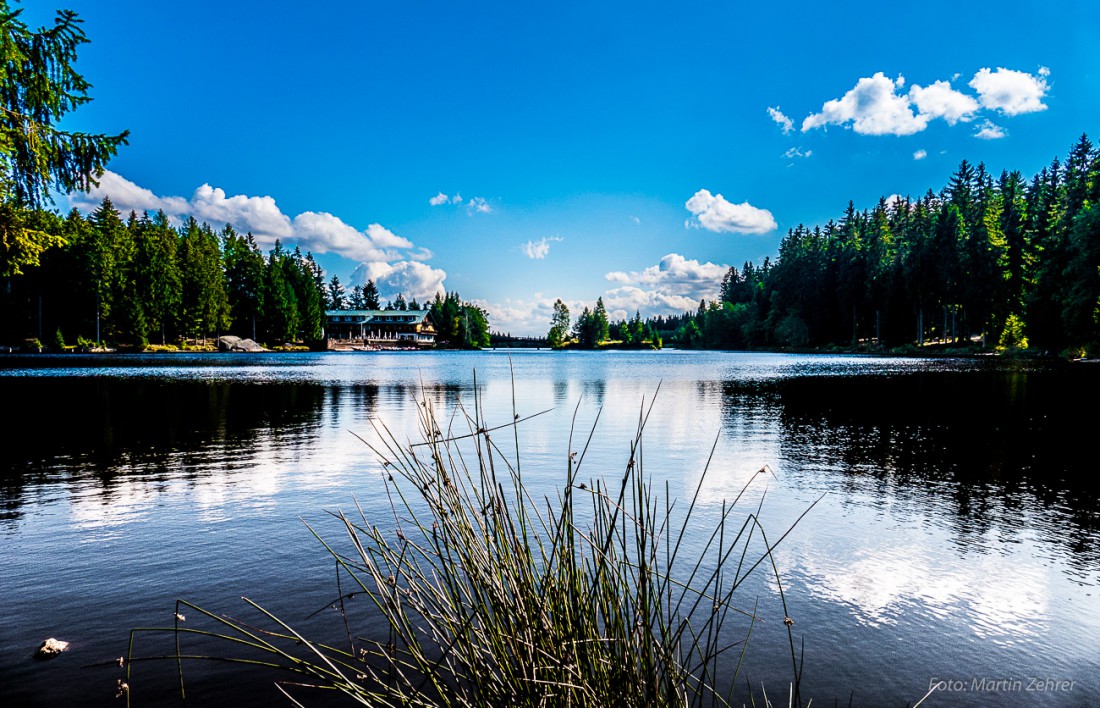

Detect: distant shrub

[998,314,1029,351]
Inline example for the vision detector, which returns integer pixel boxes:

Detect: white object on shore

[35,638,69,659]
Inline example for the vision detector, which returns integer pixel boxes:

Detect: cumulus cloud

[974,119,1007,140]
[767,106,794,134]
[684,189,776,234]
[472,296,563,336]
[600,254,727,319]
[70,170,433,268]
[913,149,927,160]
[606,253,727,287]
[364,223,414,250]
[477,255,730,334]
[466,196,492,214]
[522,236,563,260]
[601,286,701,322]
[350,261,447,303]
[802,72,927,136]
[795,67,1048,138]
[70,170,191,216]
[429,192,466,206]
[907,80,979,125]
[427,191,490,214]
[603,253,727,318]
[784,146,812,159]
[969,67,1049,115]
[289,212,402,262]
[188,185,295,241]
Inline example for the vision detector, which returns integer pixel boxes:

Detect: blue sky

[24,0,1100,335]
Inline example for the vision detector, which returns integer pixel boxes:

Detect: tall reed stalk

[124,379,816,706]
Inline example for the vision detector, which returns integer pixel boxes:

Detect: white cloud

[974,119,1007,140]
[349,261,447,303]
[472,296,559,336]
[791,67,1048,141]
[71,170,190,217]
[466,196,492,214]
[603,253,727,318]
[913,149,927,160]
[522,236,563,260]
[684,189,776,234]
[631,215,641,224]
[476,254,730,335]
[767,106,794,134]
[291,212,396,262]
[908,80,979,125]
[969,67,1048,116]
[70,170,431,267]
[429,192,467,206]
[188,185,295,242]
[802,72,927,136]
[601,286,701,322]
[364,222,414,250]
[606,253,727,288]
[784,147,812,159]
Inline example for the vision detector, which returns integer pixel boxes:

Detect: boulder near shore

[217,336,266,352]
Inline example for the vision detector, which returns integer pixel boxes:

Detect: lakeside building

[324,310,437,346]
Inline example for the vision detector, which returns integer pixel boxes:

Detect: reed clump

[125,381,814,706]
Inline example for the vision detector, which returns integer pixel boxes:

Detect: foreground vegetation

[124,385,815,705]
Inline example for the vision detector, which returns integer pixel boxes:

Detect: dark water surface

[1,351,1098,706]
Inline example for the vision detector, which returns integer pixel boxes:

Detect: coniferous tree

[348,284,366,310]
[0,2,128,277]
[223,228,264,341]
[327,274,347,310]
[178,218,230,344]
[593,297,610,343]
[547,298,570,347]
[362,279,381,309]
[263,242,298,344]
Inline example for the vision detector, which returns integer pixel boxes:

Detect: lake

[1,351,1098,706]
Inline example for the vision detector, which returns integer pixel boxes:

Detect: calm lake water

[1,351,1098,706]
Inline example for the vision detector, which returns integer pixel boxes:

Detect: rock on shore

[217,336,266,352]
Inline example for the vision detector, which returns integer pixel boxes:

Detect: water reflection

[0,378,328,523]
[1,353,1098,707]
[752,368,1100,580]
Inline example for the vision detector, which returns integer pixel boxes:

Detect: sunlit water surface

[1,351,1097,706]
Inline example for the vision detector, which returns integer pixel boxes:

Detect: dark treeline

[655,134,1100,354]
[325,280,491,349]
[1,197,328,348]
[489,333,550,348]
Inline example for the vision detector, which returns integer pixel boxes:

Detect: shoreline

[1,344,1092,362]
